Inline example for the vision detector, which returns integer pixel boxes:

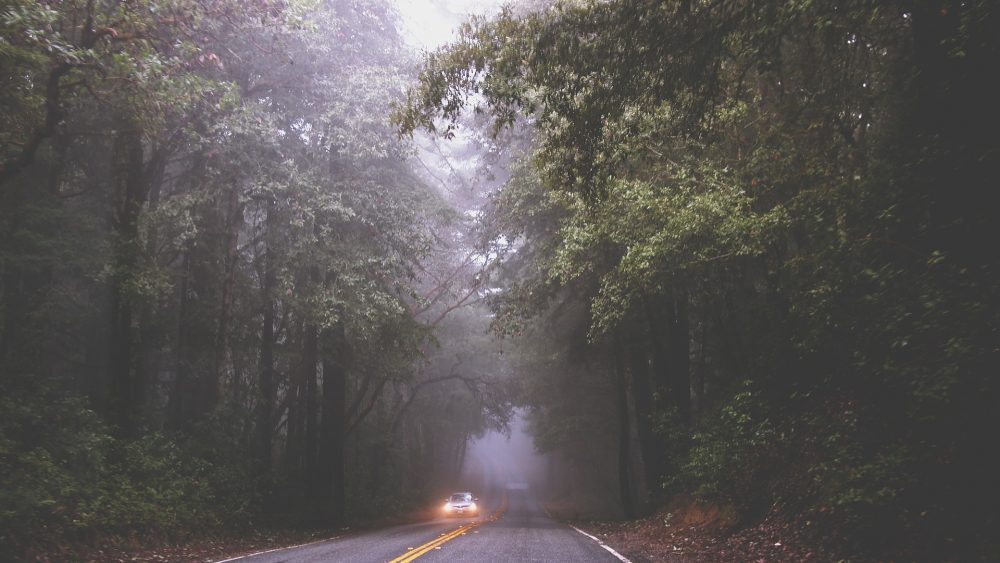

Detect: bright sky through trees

[394,0,505,49]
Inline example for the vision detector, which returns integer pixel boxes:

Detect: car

[442,492,479,516]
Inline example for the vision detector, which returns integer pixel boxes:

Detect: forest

[2,0,998,561]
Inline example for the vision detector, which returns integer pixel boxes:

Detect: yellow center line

[388,492,509,563]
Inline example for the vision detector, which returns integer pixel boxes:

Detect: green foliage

[404,0,1000,556]
[0,381,110,548]
[674,384,776,508]
[0,377,258,557]
[2,0,474,553]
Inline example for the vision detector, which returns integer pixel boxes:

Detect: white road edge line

[569,525,632,563]
[212,535,341,563]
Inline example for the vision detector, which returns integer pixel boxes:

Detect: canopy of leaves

[401,0,1000,558]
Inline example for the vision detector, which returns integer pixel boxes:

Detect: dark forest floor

[22,506,442,562]
[570,499,859,563]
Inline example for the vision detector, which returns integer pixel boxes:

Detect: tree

[399,1,1000,557]
[1,0,515,551]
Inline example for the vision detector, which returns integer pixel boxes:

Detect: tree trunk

[135,154,167,426]
[207,183,244,416]
[319,323,347,524]
[167,248,192,431]
[668,289,691,424]
[614,338,635,519]
[285,320,306,476]
[626,334,660,503]
[1,235,42,372]
[644,295,670,409]
[166,150,207,432]
[256,200,277,472]
[645,290,691,425]
[107,124,146,435]
[0,126,69,378]
[692,304,708,417]
[454,435,468,478]
[303,322,319,496]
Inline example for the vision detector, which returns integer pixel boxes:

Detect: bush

[0,382,111,553]
[0,378,260,558]
[674,382,777,513]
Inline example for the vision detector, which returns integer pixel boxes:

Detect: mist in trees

[2,0,998,561]
[1,0,513,556]
[398,0,1000,560]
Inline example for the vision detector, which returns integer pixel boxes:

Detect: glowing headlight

[469,502,477,511]
[443,503,452,512]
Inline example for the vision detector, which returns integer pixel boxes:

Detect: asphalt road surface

[218,485,625,563]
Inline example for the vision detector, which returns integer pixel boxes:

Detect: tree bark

[256,199,277,472]
[167,247,192,431]
[614,337,635,519]
[668,289,691,424]
[207,183,244,415]
[626,334,660,503]
[303,322,319,496]
[107,124,146,435]
[135,153,167,425]
[0,63,71,188]
[0,120,71,377]
[645,290,692,425]
[285,320,306,476]
[319,322,347,524]
[0,0,108,188]
[166,149,206,432]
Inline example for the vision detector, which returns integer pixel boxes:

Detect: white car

[443,492,479,516]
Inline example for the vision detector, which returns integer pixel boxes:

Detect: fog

[5,1,996,560]
[394,0,506,50]
[460,412,548,492]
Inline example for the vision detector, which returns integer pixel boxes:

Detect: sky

[391,1,510,208]
[393,0,506,50]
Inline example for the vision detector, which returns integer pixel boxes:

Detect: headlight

[469,502,477,511]
[443,503,452,512]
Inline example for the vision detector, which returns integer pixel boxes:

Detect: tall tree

[400,1,1000,556]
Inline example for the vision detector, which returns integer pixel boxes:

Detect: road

[218,485,626,563]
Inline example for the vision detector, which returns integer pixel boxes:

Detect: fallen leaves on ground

[573,499,864,563]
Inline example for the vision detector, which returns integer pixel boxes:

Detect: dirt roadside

[562,499,857,563]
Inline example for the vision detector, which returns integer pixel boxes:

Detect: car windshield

[449,494,471,503]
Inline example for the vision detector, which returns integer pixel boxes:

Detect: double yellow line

[388,493,508,563]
